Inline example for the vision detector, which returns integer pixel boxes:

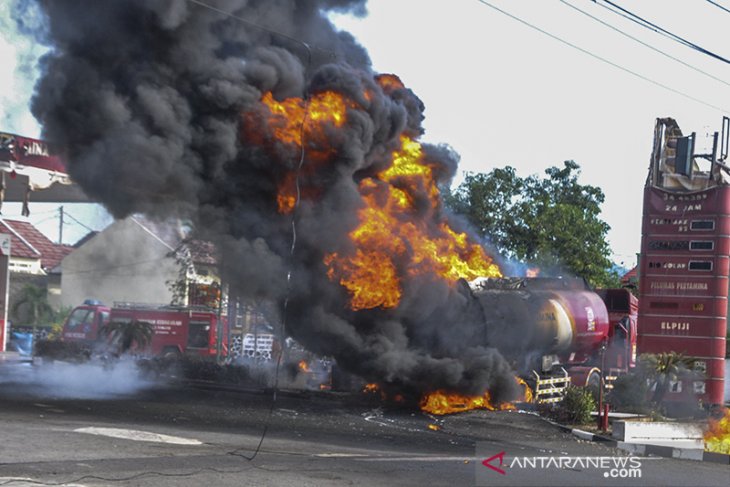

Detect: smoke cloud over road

[23,0,518,401]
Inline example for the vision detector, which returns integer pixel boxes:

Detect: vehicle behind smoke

[62,300,228,358]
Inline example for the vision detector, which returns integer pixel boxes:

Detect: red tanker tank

[470,277,610,373]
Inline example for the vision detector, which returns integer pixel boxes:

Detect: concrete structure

[612,420,704,449]
[638,117,729,405]
[59,216,217,308]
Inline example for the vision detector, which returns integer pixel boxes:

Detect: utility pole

[58,205,64,244]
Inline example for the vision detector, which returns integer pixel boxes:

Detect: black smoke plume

[25,0,519,401]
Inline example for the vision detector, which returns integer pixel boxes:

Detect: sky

[2,0,730,265]
[0,0,113,244]
[332,0,730,268]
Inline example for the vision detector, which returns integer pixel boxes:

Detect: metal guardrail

[532,367,571,404]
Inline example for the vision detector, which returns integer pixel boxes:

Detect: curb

[564,426,730,464]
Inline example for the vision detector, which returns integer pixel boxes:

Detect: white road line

[74,427,202,445]
[0,478,86,487]
[356,456,475,462]
[315,453,371,458]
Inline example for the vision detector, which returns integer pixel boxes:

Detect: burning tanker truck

[464,277,637,404]
[26,0,636,410]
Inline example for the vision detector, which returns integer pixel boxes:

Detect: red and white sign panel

[0,132,71,190]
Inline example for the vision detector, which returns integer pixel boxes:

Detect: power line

[706,0,730,15]
[185,0,335,58]
[596,0,730,65]
[474,0,730,114]
[63,210,96,233]
[707,0,730,13]
[187,0,317,464]
[559,0,730,88]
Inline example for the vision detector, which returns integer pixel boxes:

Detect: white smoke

[0,360,158,399]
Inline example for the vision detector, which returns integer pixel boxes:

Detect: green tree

[12,284,53,326]
[100,320,154,355]
[447,161,620,288]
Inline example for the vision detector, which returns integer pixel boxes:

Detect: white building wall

[60,218,180,308]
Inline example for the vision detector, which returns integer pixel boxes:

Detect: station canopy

[0,131,88,214]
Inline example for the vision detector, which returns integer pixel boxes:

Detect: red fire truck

[62,300,228,358]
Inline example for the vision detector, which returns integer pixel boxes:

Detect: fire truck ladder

[532,367,571,404]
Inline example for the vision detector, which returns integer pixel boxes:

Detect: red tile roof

[621,266,638,284]
[0,218,73,270]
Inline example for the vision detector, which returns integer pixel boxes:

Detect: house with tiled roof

[621,266,638,287]
[59,215,220,308]
[0,218,73,274]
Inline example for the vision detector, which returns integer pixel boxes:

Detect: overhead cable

[705,0,730,15]
[475,0,730,114]
[559,0,730,88]
[187,0,316,463]
[596,0,730,65]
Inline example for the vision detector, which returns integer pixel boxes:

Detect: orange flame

[704,408,730,454]
[517,377,534,403]
[298,360,310,373]
[375,73,405,91]
[260,91,349,148]
[363,383,379,393]
[420,390,505,415]
[246,90,354,214]
[325,135,501,310]
[427,423,440,431]
[247,82,501,311]
[420,377,533,415]
[526,267,540,278]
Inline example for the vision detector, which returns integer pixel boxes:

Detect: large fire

[325,135,501,310]
[246,82,501,311]
[704,407,730,454]
[420,377,533,415]
[249,90,353,213]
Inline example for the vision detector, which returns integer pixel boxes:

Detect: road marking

[0,478,86,487]
[315,453,370,458]
[313,454,475,462]
[74,427,202,445]
[356,456,475,462]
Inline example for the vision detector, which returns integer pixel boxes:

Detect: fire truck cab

[62,300,228,358]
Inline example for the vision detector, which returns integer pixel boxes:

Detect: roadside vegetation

[538,385,596,425]
[607,352,703,419]
[446,161,621,288]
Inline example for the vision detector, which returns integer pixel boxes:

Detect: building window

[690,220,715,231]
[688,261,713,271]
[689,241,714,251]
[187,321,210,349]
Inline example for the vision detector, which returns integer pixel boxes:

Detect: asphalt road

[0,360,728,487]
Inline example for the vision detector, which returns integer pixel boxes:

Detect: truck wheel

[586,370,601,389]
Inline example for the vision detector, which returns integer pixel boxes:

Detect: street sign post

[0,234,10,352]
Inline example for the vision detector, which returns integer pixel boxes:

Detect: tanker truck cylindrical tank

[473,281,610,364]
[535,298,573,353]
